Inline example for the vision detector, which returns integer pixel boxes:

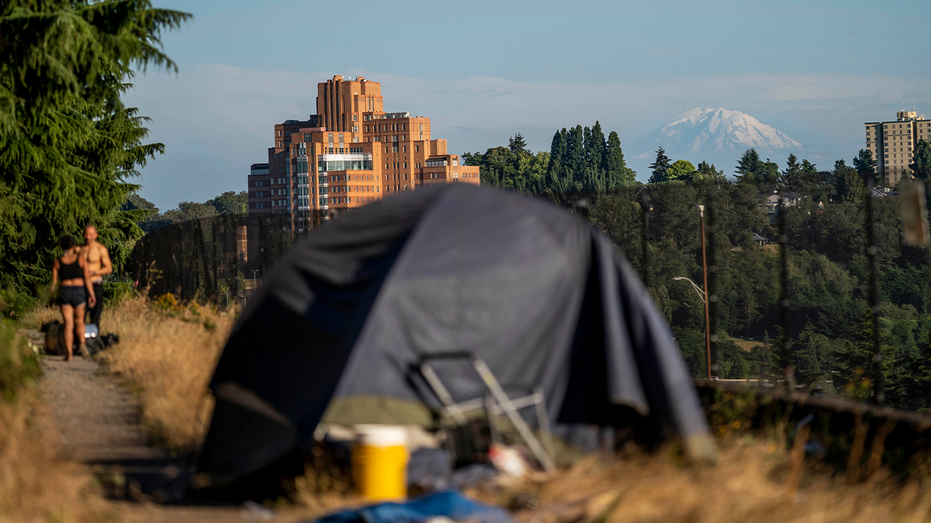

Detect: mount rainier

[633,108,802,162]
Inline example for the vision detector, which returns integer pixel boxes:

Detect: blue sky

[128,0,931,210]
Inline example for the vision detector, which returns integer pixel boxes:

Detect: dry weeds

[97,295,235,452]
[473,440,931,523]
[46,294,931,522]
[0,393,112,523]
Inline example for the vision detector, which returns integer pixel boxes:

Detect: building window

[415,145,420,152]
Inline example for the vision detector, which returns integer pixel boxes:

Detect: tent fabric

[307,490,513,523]
[198,184,714,488]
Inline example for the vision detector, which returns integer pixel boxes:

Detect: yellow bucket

[352,425,409,501]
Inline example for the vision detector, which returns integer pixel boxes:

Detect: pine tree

[604,131,632,187]
[783,153,801,187]
[0,1,191,290]
[565,125,585,186]
[588,121,607,174]
[735,148,763,184]
[853,149,877,179]
[834,159,865,203]
[508,133,529,156]
[648,147,671,184]
[546,128,568,186]
[911,140,931,179]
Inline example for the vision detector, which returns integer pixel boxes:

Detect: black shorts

[58,286,86,307]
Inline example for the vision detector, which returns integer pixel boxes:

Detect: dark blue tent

[197,184,713,491]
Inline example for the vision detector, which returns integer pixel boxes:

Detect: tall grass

[477,441,931,523]
[0,321,110,523]
[97,294,235,452]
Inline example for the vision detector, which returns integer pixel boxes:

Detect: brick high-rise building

[865,111,931,186]
[249,76,480,229]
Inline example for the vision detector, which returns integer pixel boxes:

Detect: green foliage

[127,190,248,233]
[469,122,633,195]
[0,319,41,402]
[910,139,931,180]
[0,1,191,293]
[542,122,634,194]
[465,145,549,193]
[648,147,671,183]
[206,191,248,215]
[666,160,696,182]
[583,150,931,409]
[833,160,865,203]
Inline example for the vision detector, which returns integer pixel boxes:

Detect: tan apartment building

[865,111,931,186]
[250,75,480,230]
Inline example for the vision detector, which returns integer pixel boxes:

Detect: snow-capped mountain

[633,108,802,161]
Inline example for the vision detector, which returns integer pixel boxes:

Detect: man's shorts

[58,286,86,307]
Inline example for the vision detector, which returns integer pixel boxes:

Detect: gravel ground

[39,348,296,522]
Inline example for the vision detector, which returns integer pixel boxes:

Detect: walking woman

[50,235,96,361]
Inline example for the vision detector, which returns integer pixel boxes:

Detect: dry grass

[0,392,112,523]
[44,293,931,522]
[18,305,60,331]
[97,295,235,452]
[471,440,931,523]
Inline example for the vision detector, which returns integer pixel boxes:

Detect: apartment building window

[353,126,359,133]
[415,145,420,152]
[404,162,408,168]
[392,145,399,153]
[353,115,358,121]
[403,146,407,152]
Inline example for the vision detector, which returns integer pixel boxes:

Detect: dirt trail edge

[40,349,290,522]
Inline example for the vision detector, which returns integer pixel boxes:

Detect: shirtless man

[82,224,112,329]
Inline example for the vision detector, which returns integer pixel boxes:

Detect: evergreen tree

[853,149,877,181]
[735,148,764,184]
[604,131,633,187]
[508,133,530,156]
[648,147,672,184]
[834,159,865,203]
[546,128,568,186]
[0,1,191,291]
[794,323,827,384]
[588,121,607,173]
[910,139,931,180]
[784,153,801,182]
[695,161,724,185]
[566,125,585,179]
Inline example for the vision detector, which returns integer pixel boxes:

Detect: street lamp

[698,205,712,380]
[251,269,259,292]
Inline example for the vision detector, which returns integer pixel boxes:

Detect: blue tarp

[308,490,513,523]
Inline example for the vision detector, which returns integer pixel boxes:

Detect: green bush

[0,287,39,320]
[103,281,135,306]
[0,320,41,402]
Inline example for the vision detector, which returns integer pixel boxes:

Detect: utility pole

[699,205,712,380]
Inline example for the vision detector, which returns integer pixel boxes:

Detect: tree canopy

[0,1,190,289]
[911,139,931,180]
[467,121,634,194]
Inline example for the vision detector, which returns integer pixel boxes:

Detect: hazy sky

[127,0,931,210]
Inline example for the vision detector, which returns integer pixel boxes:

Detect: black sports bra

[59,257,83,280]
